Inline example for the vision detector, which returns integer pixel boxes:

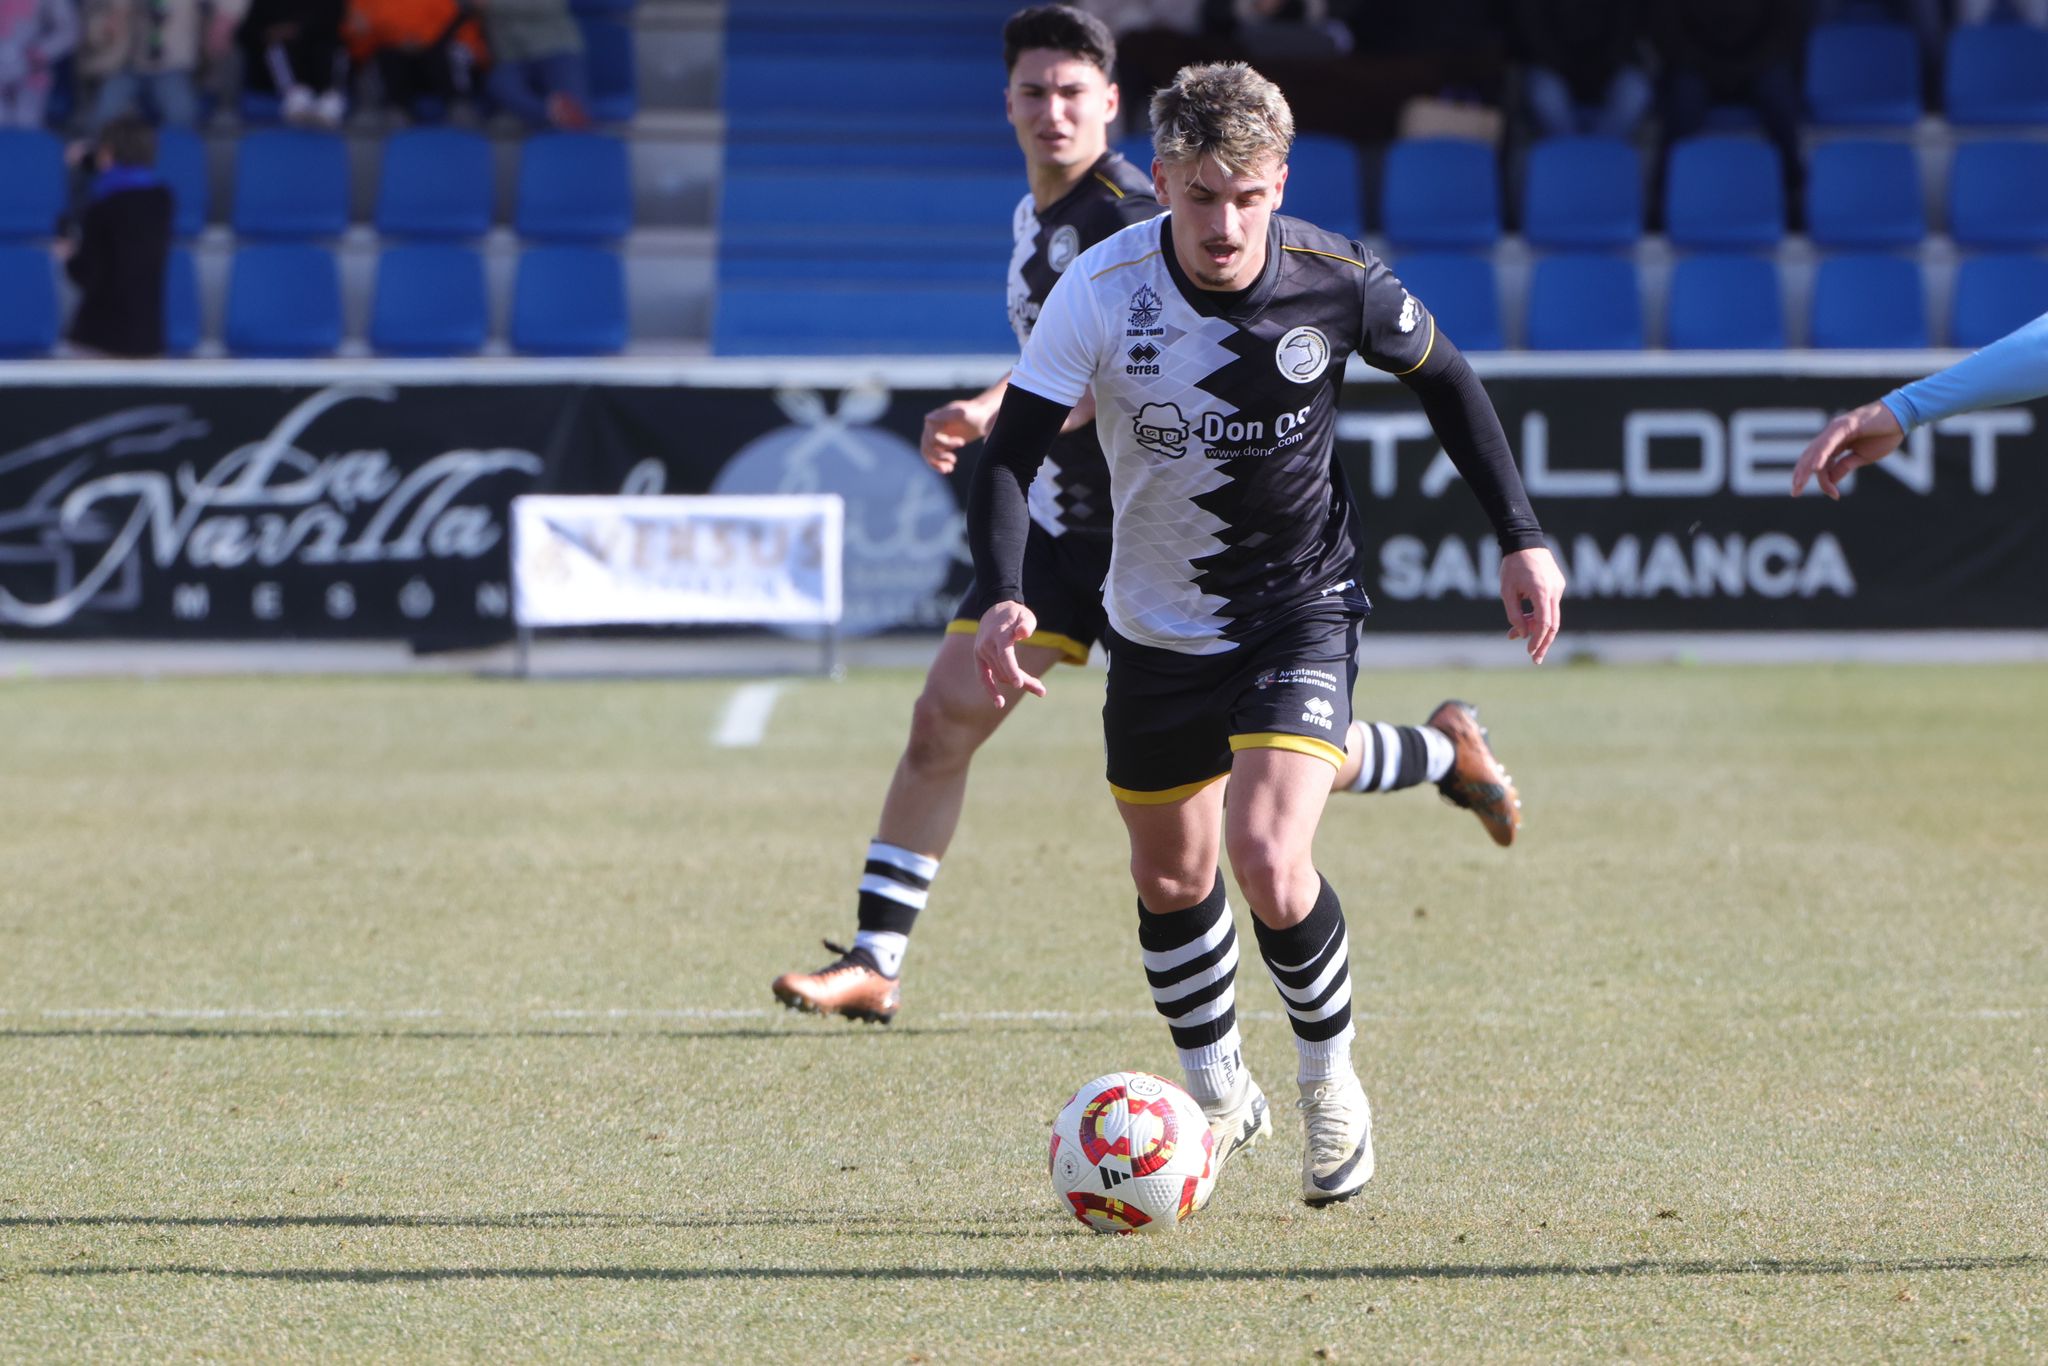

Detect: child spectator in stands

[1652,0,1808,209]
[474,0,586,129]
[343,0,483,121]
[1511,0,1651,141]
[79,0,241,128]
[59,113,171,356]
[0,0,79,126]
[238,0,345,125]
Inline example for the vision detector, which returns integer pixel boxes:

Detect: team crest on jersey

[1048,225,1080,274]
[1128,284,1164,329]
[1398,293,1422,333]
[1132,402,1189,459]
[1276,326,1330,383]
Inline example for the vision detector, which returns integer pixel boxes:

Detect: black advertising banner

[1,369,2042,640]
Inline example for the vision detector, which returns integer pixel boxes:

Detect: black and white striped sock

[851,840,938,978]
[1251,876,1356,1085]
[1137,871,1242,1108]
[1345,719,1454,793]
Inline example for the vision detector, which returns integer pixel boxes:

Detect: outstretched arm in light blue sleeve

[1880,311,2048,431]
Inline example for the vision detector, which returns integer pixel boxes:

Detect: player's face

[1154,152,1287,291]
[1005,49,1118,178]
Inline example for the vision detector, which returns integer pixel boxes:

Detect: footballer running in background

[967,62,1565,1207]
[772,5,1524,1029]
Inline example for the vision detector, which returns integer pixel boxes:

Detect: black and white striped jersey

[1008,213,1437,655]
[1005,150,1162,539]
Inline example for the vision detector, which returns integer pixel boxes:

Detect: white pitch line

[711,682,785,748]
[7,1006,1290,1025]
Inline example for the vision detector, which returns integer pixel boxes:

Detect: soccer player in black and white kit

[968,62,1567,1206]
[773,7,1527,1030]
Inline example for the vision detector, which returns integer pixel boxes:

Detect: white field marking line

[10,1006,1293,1025]
[711,682,785,748]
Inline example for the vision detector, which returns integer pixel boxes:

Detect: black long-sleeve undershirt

[967,333,1547,608]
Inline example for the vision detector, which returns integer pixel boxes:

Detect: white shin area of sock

[1420,724,1456,784]
[851,929,908,978]
[1295,1022,1357,1087]
[1178,1028,1243,1108]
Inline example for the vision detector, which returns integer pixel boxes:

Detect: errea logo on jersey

[1276,326,1330,383]
[1302,697,1335,730]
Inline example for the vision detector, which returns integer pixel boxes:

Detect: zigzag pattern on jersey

[1102,303,1244,650]
[1182,312,1350,632]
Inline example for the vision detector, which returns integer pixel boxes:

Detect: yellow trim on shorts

[1109,772,1229,806]
[943,619,1089,665]
[1229,732,1346,768]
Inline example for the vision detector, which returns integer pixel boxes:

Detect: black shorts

[949,523,1110,666]
[1101,605,1363,804]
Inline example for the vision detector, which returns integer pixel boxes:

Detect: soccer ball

[1048,1070,1215,1233]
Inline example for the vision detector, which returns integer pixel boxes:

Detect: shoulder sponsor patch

[1048,225,1080,274]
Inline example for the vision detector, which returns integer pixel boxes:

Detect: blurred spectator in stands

[0,0,79,125]
[1511,0,1651,141]
[1652,0,1807,203]
[58,113,170,356]
[1954,0,2048,22]
[1100,0,1505,144]
[343,0,483,121]
[238,0,345,125]
[474,0,586,129]
[79,0,240,128]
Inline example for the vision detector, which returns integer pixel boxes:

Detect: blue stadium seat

[370,244,489,356]
[1387,252,1502,351]
[1380,139,1499,249]
[1522,136,1641,250]
[722,56,1008,138]
[0,245,58,355]
[719,170,1017,247]
[515,133,633,241]
[713,282,1015,356]
[577,15,638,123]
[224,244,342,357]
[231,129,349,239]
[512,246,628,355]
[1666,254,1785,350]
[1277,133,1365,240]
[1526,254,1643,350]
[1805,140,1924,249]
[375,128,494,239]
[1945,22,2048,125]
[726,130,1020,173]
[1810,253,1928,348]
[1806,21,1921,125]
[156,127,209,239]
[1948,141,2048,249]
[0,129,65,239]
[1664,136,1785,249]
[164,245,199,356]
[570,0,636,12]
[1951,254,2048,349]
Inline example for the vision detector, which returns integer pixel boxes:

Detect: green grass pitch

[0,662,2043,1361]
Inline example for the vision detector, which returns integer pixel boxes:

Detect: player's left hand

[1500,546,1565,666]
[973,600,1047,707]
[1790,401,1905,500]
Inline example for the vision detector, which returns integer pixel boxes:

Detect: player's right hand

[921,398,992,474]
[973,600,1047,708]
[1791,401,1905,500]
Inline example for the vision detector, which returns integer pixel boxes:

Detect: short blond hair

[1148,62,1294,175]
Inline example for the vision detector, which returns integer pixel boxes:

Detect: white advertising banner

[511,494,844,628]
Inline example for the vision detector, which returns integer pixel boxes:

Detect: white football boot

[1193,1068,1273,1210]
[1298,1072,1374,1207]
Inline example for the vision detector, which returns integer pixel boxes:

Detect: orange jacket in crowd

[342,0,484,63]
